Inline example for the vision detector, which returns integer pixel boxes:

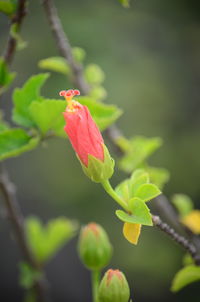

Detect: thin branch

[1,1,51,301]
[152,215,200,266]
[0,166,50,302]
[3,0,27,64]
[40,0,200,265]
[42,0,90,94]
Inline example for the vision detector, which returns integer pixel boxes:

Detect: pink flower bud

[60,89,114,182]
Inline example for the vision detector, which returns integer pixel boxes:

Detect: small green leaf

[0,57,16,95]
[0,129,39,161]
[171,265,200,292]
[38,57,70,75]
[116,197,152,226]
[172,194,194,218]
[19,262,42,290]
[130,172,149,197]
[10,23,27,50]
[72,47,86,63]
[115,169,150,203]
[12,73,49,127]
[25,216,78,264]
[147,166,170,189]
[89,86,107,101]
[77,96,122,131]
[84,64,105,85]
[0,1,16,16]
[0,121,9,132]
[118,0,130,8]
[0,112,9,132]
[115,179,130,203]
[29,99,66,136]
[135,183,161,202]
[118,136,162,173]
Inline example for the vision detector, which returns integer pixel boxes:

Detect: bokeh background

[1,0,200,301]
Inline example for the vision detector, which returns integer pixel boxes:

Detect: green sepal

[79,144,114,183]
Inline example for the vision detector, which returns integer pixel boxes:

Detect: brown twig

[40,0,200,265]
[1,1,51,301]
[0,166,50,302]
[152,215,200,265]
[3,0,27,64]
[42,0,90,94]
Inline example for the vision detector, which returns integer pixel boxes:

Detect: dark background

[0,0,200,301]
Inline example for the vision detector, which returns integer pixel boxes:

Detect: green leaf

[118,136,162,173]
[0,57,16,95]
[19,262,42,290]
[118,0,130,8]
[147,166,170,189]
[10,23,27,50]
[0,111,9,133]
[130,172,149,197]
[12,73,49,127]
[172,194,194,218]
[38,57,70,75]
[25,216,78,264]
[89,86,107,101]
[77,96,122,131]
[0,1,16,16]
[0,121,9,132]
[115,169,150,203]
[84,64,105,85]
[116,198,152,225]
[72,47,86,63]
[115,179,130,203]
[171,265,200,292]
[135,183,161,202]
[29,99,66,137]
[0,129,39,161]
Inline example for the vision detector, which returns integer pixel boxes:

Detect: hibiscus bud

[60,89,114,183]
[78,223,112,270]
[98,269,130,302]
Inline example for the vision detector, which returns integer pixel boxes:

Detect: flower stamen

[59,89,80,111]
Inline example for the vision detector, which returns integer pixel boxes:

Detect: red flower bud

[63,102,104,167]
[60,89,114,182]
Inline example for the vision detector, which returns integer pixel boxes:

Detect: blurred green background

[0,0,200,301]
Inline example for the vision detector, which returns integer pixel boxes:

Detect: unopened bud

[78,223,112,270]
[98,269,130,302]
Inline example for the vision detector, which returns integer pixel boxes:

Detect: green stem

[91,270,100,302]
[101,179,128,211]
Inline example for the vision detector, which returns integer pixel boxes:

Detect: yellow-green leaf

[135,183,161,202]
[171,265,200,292]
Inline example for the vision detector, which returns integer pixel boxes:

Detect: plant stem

[4,0,27,64]
[91,270,100,302]
[0,165,51,301]
[152,215,200,266]
[101,179,128,211]
[42,0,89,94]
